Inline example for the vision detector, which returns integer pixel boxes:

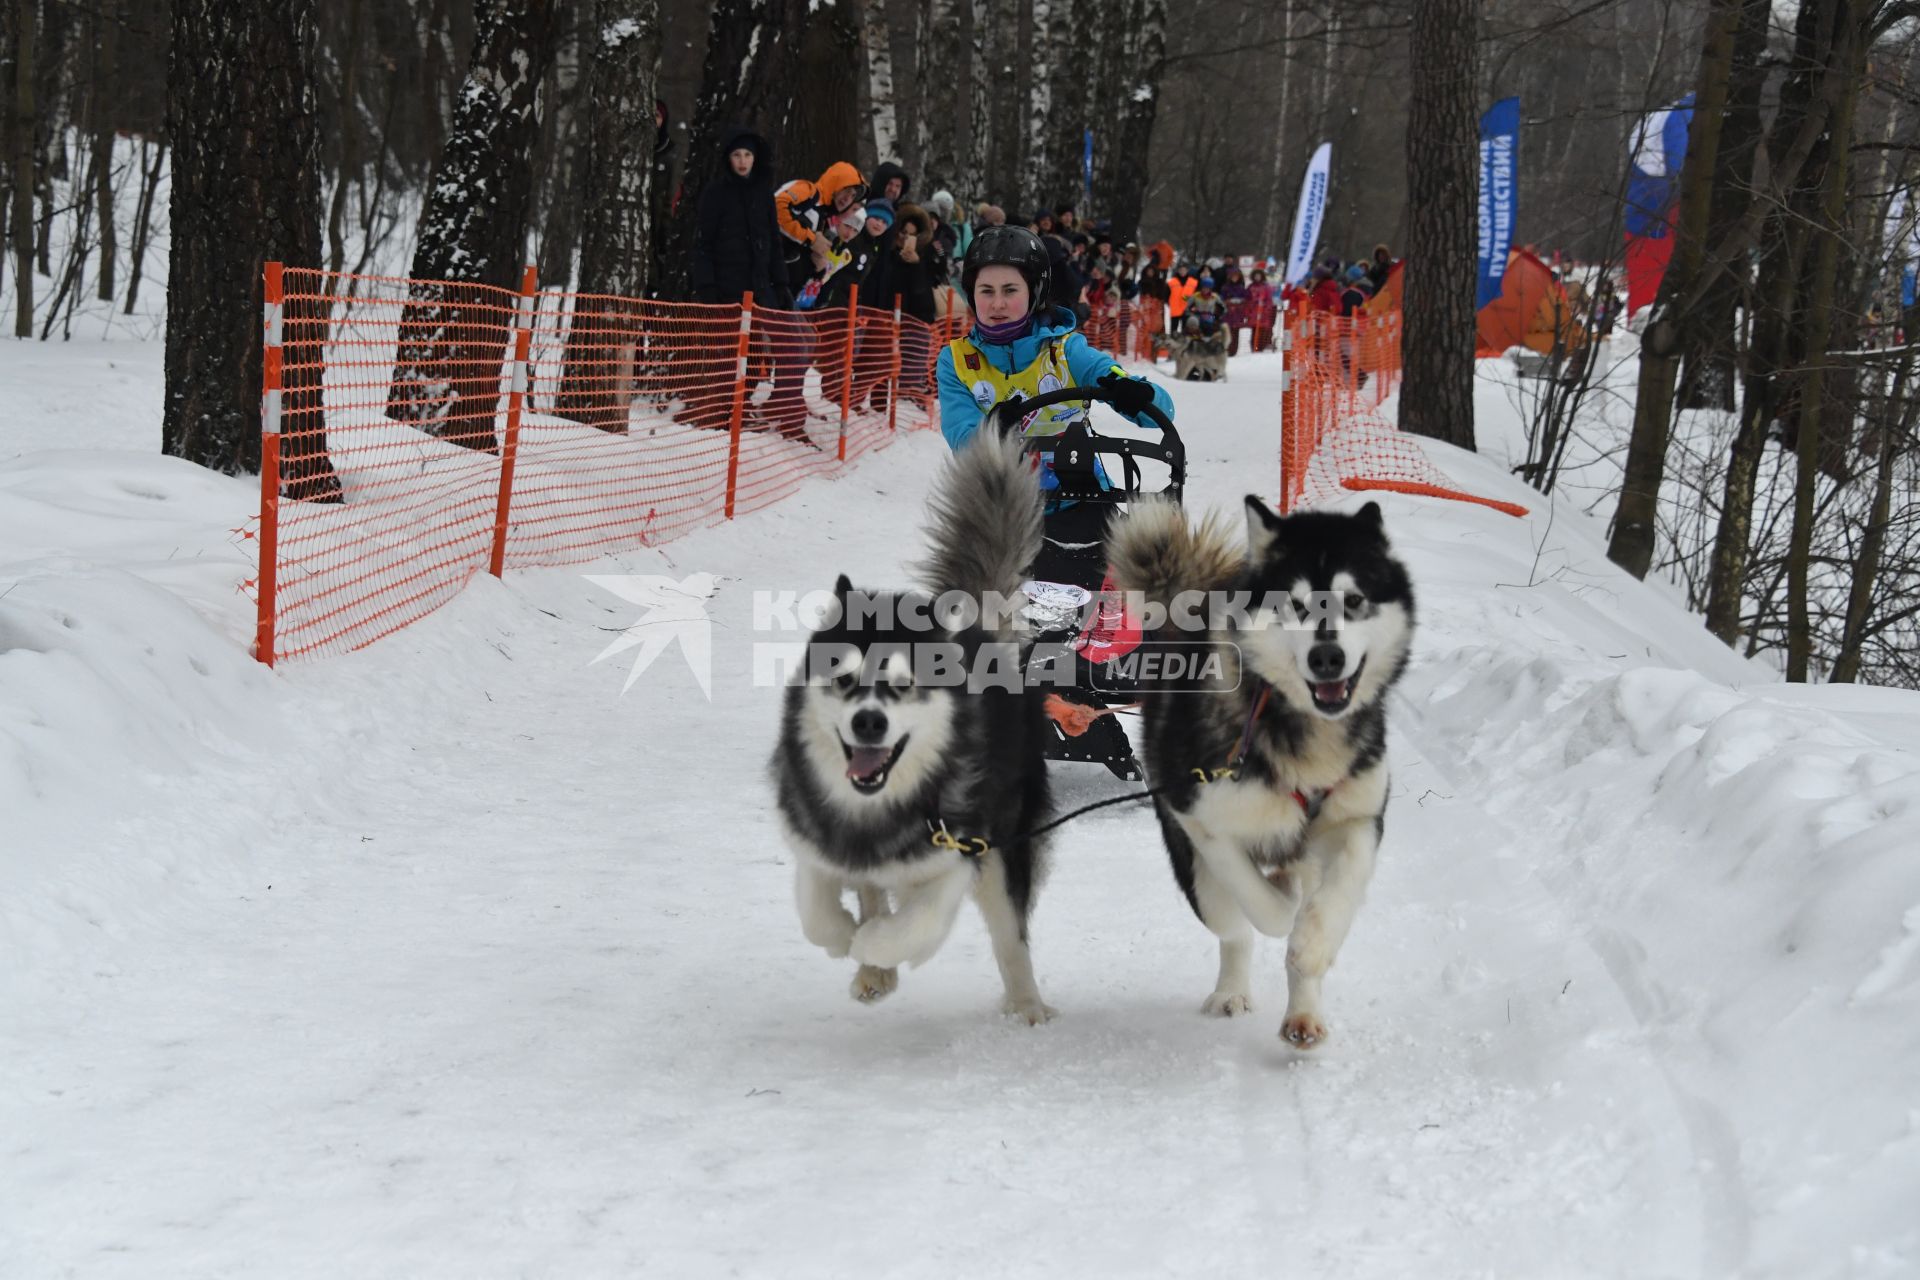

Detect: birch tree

[565,0,661,431]
[858,0,897,164]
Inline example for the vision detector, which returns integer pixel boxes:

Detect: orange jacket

[1167,275,1198,319]
[775,161,867,247]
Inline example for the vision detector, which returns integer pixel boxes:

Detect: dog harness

[1190,681,1335,819]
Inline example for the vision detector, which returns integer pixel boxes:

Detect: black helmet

[963,226,1052,316]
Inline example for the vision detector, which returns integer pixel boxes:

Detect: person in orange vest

[1167,267,1198,325]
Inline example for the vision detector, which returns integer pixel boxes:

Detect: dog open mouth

[1308,658,1365,716]
[842,736,909,793]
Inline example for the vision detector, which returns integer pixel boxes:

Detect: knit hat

[1346,264,1367,283]
[926,189,956,220]
[865,198,896,228]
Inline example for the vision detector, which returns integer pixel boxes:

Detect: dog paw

[1279,1011,1329,1049]
[849,918,911,970]
[1002,994,1058,1025]
[802,910,857,959]
[849,965,898,1003]
[1201,991,1254,1017]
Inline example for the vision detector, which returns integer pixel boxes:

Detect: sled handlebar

[989,383,1185,499]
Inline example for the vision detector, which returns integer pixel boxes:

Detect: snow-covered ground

[5,338,1919,1278]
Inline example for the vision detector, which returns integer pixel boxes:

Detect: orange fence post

[255,260,284,666]
[1277,297,1295,513]
[888,296,901,433]
[838,284,859,462]
[489,264,538,578]
[724,291,755,519]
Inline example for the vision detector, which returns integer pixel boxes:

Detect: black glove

[984,394,1027,437]
[1098,370,1155,419]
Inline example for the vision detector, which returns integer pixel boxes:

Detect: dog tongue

[1314,679,1348,703]
[847,745,892,780]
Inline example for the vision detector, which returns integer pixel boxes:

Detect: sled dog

[1107,496,1414,1047]
[770,432,1059,1022]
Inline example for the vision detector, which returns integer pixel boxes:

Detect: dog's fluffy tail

[1106,497,1244,617]
[915,430,1045,609]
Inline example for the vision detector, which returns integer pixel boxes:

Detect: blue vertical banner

[1477,96,1520,310]
[1285,142,1333,286]
[1083,129,1094,208]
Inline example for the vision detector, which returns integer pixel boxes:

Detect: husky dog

[770,433,1059,1023]
[1174,317,1229,383]
[1107,497,1414,1048]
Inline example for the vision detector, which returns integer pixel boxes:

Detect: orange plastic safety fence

[258,265,957,664]
[1278,306,1525,519]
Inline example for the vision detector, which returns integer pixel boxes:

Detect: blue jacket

[935,307,1175,451]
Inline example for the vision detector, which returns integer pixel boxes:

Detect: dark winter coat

[866,203,941,322]
[690,127,790,308]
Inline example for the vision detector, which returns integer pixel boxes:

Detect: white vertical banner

[1285,142,1332,286]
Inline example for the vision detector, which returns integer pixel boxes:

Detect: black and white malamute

[770,433,1059,1023]
[1108,496,1415,1048]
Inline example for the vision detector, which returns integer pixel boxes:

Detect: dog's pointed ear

[1245,495,1283,563]
[1355,500,1389,543]
[834,573,854,599]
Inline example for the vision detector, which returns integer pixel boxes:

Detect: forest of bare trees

[2,0,1917,688]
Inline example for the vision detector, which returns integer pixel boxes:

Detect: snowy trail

[8,351,1919,1277]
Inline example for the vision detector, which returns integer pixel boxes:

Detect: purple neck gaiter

[974,312,1035,344]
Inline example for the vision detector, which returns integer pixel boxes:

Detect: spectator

[774,160,868,291]
[820,198,890,311]
[772,160,866,435]
[872,160,911,204]
[1339,264,1369,316]
[690,126,788,308]
[687,127,804,439]
[1367,243,1395,290]
[1310,263,1342,313]
[879,201,944,406]
[1167,266,1198,326]
[1246,266,1277,351]
[925,189,961,262]
[1219,264,1250,355]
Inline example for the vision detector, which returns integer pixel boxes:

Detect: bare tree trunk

[91,0,119,303]
[1101,0,1166,244]
[1399,0,1478,450]
[858,0,897,165]
[387,0,557,442]
[786,6,860,185]
[983,0,1022,208]
[9,0,34,336]
[1609,0,1748,577]
[1022,0,1052,207]
[123,139,165,314]
[164,0,339,502]
[655,0,808,299]
[1830,336,1913,683]
[325,0,365,279]
[922,0,970,196]
[1259,0,1294,255]
[532,16,585,289]
[566,0,660,432]
[1784,0,1865,682]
